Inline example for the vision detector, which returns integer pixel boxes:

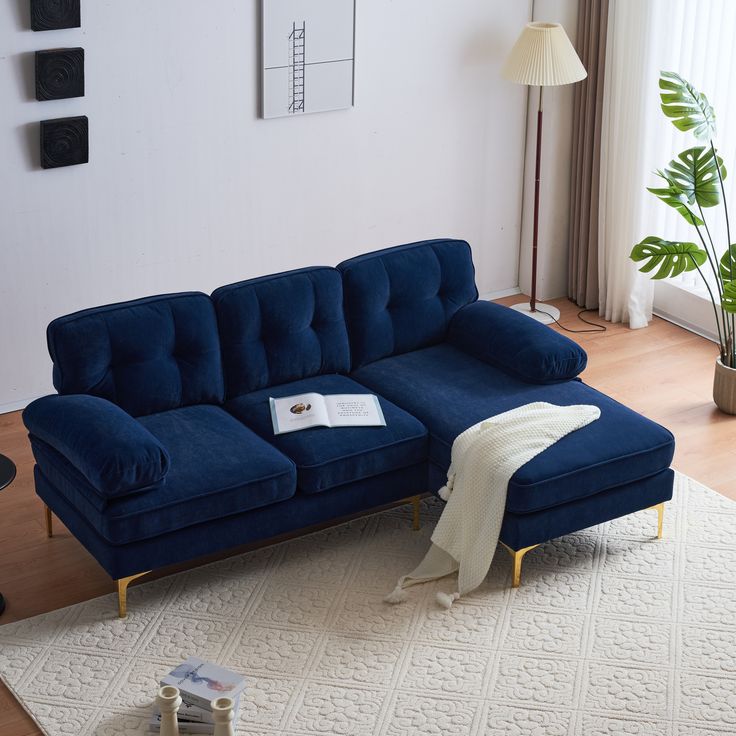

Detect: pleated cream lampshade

[503,22,586,86]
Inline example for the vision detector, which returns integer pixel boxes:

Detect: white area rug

[2,472,736,735]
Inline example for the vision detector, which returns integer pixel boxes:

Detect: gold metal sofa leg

[116,571,151,618]
[499,503,664,589]
[44,504,53,538]
[411,495,421,531]
[501,542,539,588]
[649,502,665,539]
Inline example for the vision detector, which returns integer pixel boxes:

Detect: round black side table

[0,453,17,616]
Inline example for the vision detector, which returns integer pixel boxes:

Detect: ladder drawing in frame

[288,21,305,113]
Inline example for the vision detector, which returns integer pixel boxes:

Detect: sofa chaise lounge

[23,239,675,616]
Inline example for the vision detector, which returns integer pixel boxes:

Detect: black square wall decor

[35,48,84,101]
[31,0,81,31]
[40,116,88,169]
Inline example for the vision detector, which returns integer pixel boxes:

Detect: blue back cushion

[47,293,225,417]
[337,239,479,368]
[212,267,351,397]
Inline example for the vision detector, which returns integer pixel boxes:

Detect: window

[647,2,736,337]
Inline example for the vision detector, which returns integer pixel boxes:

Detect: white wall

[518,0,579,302]
[0,0,531,412]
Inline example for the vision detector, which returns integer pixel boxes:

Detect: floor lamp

[503,22,587,324]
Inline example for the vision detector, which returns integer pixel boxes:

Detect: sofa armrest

[23,394,170,498]
[447,301,587,383]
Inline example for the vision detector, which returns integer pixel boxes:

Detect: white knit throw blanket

[385,401,601,608]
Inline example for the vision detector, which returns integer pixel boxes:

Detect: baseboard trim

[481,286,522,301]
[0,395,43,416]
[653,307,719,344]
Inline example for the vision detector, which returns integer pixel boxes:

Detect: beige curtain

[568,0,609,309]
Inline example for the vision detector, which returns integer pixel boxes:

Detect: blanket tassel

[384,585,408,604]
[436,591,460,609]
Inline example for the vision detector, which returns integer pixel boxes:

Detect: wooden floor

[0,295,732,734]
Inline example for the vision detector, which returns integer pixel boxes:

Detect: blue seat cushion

[30,405,296,544]
[225,374,428,494]
[352,343,675,514]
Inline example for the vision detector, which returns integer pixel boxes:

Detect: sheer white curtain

[598,1,658,328]
[598,0,736,328]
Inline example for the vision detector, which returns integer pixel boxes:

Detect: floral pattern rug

[1,472,735,735]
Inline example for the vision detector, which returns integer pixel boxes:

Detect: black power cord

[534,307,607,334]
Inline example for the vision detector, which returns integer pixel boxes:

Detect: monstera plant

[630,71,736,413]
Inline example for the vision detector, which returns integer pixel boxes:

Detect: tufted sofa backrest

[213,267,351,398]
[47,293,225,417]
[337,239,478,369]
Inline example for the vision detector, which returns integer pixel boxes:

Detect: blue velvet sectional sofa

[23,239,675,616]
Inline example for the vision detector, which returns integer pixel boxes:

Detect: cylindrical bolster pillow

[23,394,170,498]
[448,301,587,383]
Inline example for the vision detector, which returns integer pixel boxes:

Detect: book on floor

[148,694,242,734]
[148,713,214,734]
[160,657,246,711]
[269,392,386,434]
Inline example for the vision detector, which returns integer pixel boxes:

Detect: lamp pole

[530,85,543,313]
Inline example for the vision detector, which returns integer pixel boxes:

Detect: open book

[269,393,386,435]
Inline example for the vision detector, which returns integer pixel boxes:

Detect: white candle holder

[156,685,182,736]
[211,696,236,736]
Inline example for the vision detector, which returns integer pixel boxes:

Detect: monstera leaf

[660,71,716,140]
[647,171,704,226]
[663,147,726,209]
[719,245,736,279]
[721,280,736,313]
[630,237,707,279]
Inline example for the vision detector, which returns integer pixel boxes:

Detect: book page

[270,393,330,434]
[324,394,386,427]
[161,656,247,702]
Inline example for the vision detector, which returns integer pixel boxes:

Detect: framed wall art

[261,0,355,118]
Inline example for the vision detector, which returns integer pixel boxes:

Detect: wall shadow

[254,0,262,120]
[17,122,40,170]
[13,52,36,102]
[12,0,31,31]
